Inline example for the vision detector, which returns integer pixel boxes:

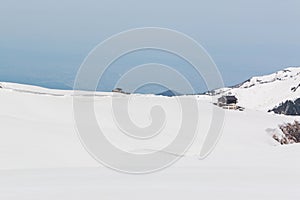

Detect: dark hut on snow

[218,96,238,109]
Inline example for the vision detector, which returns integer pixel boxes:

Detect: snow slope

[0,68,300,199]
[215,66,300,111]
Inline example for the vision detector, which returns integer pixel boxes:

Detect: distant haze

[1,0,300,93]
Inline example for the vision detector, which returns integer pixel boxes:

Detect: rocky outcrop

[268,98,300,115]
[291,83,300,92]
[273,121,300,144]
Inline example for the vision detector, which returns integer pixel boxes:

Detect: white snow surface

[0,68,300,200]
[216,66,300,111]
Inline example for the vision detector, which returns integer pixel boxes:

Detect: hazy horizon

[1,0,300,93]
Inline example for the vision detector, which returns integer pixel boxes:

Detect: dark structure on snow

[217,95,239,110]
[218,96,238,105]
[112,88,130,94]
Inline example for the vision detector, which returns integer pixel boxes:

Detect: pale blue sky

[1,0,300,93]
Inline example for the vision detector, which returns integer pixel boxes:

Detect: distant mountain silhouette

[156,90,181,97]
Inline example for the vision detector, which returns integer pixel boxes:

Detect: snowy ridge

[237,67,300,89]
[1,66,300,112]
[216,66,300,111]
[0,81,162,98]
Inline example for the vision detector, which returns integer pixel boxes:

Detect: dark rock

[274,121,300,145]
[291,83,300,92]
[269,98,300,115]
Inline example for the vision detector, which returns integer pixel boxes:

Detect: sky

[0,0,300,93]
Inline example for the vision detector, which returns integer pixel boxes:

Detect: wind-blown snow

[0,68,300,199]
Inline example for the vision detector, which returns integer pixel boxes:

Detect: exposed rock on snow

[291,83,300,92]
[273,121,300,144]
[269,98,300,116]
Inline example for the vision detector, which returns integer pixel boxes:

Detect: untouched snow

[0,67,300,200]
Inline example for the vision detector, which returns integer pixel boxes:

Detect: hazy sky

[1,0,300,92]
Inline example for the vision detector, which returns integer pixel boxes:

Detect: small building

[112,88,130,94]
[218,95,238,109]
[112,88,123,93]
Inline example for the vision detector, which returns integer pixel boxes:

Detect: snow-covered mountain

[1,66,299,112]
[0,67,300,200]
[214,66,300,111]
